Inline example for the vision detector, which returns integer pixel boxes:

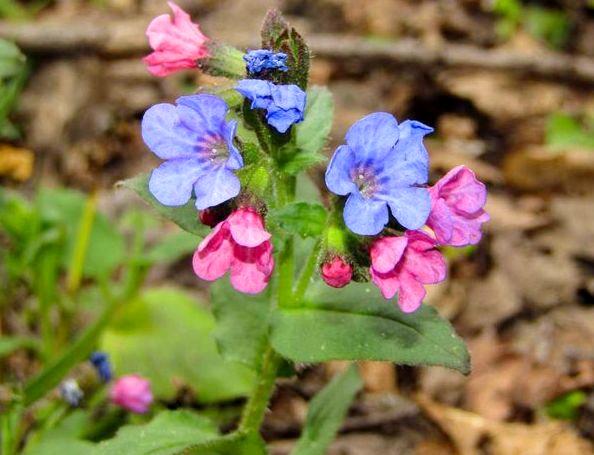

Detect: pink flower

[110,374,153,414]
[193,207,274,294]
[427,165,489,246]
[143,1,210,77]
[321,256,352,288]
[370,231,446,313]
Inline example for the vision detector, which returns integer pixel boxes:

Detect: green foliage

[292,364,362,455]
[37,189,125,279]
[210,280,270,371]
[271,282,470,374]
[268,202,327,239]
[0,39,27,139]
[143,231,198,265]
[492,0,571,49]
[101,287,255,403]
[545,391,587,421]
[524,7,570,50]
[95,411,219,455]
[546,112,594,151]
[118,174,210,238]
[0,336,39,358]
[279,87,333,175]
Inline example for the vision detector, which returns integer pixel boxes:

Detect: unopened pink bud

[321,256,352,288]
[110,374,153,414]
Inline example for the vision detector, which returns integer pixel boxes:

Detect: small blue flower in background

[236,79,306,133]
[90,351,112,382]
[142,94,243,210]
[244,49,288,74]
[60,379,83,407]
[325,112,432,236]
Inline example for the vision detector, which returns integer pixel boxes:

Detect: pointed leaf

[117,174,209,237]
[271,283,471,374]
[292,364,362,455]
[268,202,327,238]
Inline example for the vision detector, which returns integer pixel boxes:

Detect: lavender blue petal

[345,112,400,162]
[193,166,241,210]
[387,187,431,230]
[394,120,433,170]
[325,145,357,196]
[149,157,204,206]
[224,120,243,170]
[142,104,199,160]
[343,193,389,236]
[177,94,228,133]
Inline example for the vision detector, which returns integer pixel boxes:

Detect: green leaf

[101,287,254,403]
[0,39,25,79]
[210,280,270,371]
[545,391,587,421]
[292,364,362,455]
[280,87,333,175]
[144,231,199,265]
[0,336,39,358]
[36,188,125,278]
[546,112,594,151]
[117,174,209,238]
[184,431,267,455]
[524,7,570,49]
[95,410,219,455]
[295,87,333,156]
[271,283,470,374]
[268,202,327,239]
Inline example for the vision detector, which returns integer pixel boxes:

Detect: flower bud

[110,374,153,414]
[60,379,83,407]
[199,208,219,227]
[321,256,352,288]
[89,351,112,383]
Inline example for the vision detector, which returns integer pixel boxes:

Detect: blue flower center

[352,166,377,198]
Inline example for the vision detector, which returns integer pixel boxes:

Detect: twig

[2,18,594,84]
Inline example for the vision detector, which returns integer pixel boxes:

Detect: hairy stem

[293,240,321,304]
[237,345,282,434]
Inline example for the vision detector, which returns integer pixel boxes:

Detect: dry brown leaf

[359,361,397,394]
[417,394,594,455]
[0,145,34,181]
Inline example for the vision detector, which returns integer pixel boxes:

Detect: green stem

[293,240,321,304]
[276,237,295,308]
[237,346,282,433]
[66,191,97,295]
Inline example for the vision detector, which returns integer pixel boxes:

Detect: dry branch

[2,19,594,84]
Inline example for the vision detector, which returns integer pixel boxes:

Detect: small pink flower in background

[143,1,210,77]
[370,230,446,313]
[110,374,153,414]
[193,207,274,294]
[321,256,352,288]
[427,165,489,247]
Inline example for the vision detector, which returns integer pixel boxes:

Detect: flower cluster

[236,79,306,133]
[110,374,153,414]
[244,49,288,74]
[139,2,489,313]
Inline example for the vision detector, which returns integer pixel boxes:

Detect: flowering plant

[122,4,489,452]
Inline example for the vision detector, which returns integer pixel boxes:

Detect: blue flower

[244,49,288,74]
[236,79,306,133]
[60,379,83,407]
[90,351,112,382]
[142,94,243,210]
[325,112,433,236]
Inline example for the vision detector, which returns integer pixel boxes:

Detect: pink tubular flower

[143,2,210,77]
[370,231,446,313]
[193,207,274,294]
[110,374,153,414]
[427,165,489,247]
[321,256,352,288]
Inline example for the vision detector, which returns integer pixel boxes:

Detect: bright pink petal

[434,165,487,215]
[321,257,352,288]
[449,210,490,246]
[396,271,426,313]
[370,236,408,274]
[426,197,454,245]
[110,375,153,414]
[192,222,233,281]
[229,242,273,294]
[227,208,271,247]
[370,267,400,299]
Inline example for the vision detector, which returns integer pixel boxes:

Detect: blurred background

[1,0,594,453]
